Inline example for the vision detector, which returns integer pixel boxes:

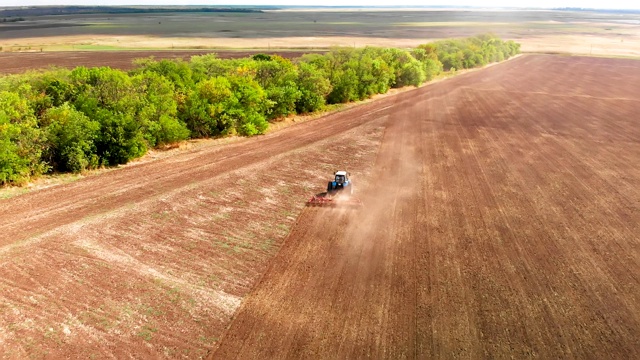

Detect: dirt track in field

[212,55,640,359]
[0,50,313,74]
[1,55,640,358]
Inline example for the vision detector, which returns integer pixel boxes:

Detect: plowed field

[0,50,312,74]
[1,55,639,359]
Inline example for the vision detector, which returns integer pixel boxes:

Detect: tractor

[327,170,353,196]
[307,171,361,207]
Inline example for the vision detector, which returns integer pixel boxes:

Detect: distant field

[0,9,639,56]
[0,50,320,74]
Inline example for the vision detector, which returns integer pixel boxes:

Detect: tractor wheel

[327,182,333,193]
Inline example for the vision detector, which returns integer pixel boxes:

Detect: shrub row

[0,34,519,186]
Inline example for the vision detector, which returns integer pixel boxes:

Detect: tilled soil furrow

[213,87,427,359]
[464,88,589,356]
[472,87,640,357]
[212,55,640,359]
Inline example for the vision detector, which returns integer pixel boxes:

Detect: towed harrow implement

[307,194,362,208]
[306,170,362,208]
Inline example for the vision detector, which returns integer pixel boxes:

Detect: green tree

[45,79,75,107]
[411,48,443,81]
[132,71,189,146]
[92,108,147,166]
[295,61,332,113]
[352,48,393,97]
[181,76,235,137]
[253,55,302,120]
[327,67,359,104]
[0,91,47,184]
[427,34,518,72]
[70,67,147,165]
[132,58,195,93]
[0,36,521,187]
[190,54,238,81]
[312,48,360,104]
[226,76,271,136]
[43,103,99,172]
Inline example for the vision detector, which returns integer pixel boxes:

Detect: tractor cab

[307,170,361,207]
[327,170,353,195]
[334,171,349,185]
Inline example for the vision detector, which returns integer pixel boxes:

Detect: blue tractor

[308,170,361,207]
[327,170,353,196]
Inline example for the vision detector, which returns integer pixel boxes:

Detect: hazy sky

[1,0,638,10]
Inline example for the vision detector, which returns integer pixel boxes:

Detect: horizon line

[1,5,639,11]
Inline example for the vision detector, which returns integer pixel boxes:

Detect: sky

[1,0,639,10]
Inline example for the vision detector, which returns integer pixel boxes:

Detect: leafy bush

[181,76,235,137]
[43,103,99,172]
[0,91,47,184]
[225,75,271,136]
[428,34,520,71]
[132,71,189,146]
[93,109,147,166]
[295,61,332,113]
[253,56,301,120]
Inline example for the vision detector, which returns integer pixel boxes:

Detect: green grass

[394,21,510,27]
[166,287,181,303]
[198,335,219,345]
[260,238,275,251]
[73,44,139,50]
[137,325,158,341]
[324,22,364,25]
[0,173,82,199]
[86,23,123,29]
[141,305,164,317]
[0,187,30,200]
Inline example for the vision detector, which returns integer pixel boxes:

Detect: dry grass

[2,33,639,57]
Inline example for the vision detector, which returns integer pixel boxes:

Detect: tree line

[0,34,520,186]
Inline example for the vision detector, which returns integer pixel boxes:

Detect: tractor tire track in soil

[212,55,640,359]
[0,55,639,358]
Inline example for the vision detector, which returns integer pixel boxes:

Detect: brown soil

[0,50,315,74]
[0,86,401,358]
[211,55,640,359]
[1,55,639,358]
